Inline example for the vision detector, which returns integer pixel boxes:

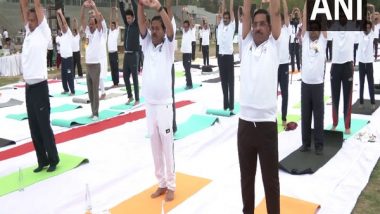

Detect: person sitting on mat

[238,0,281,213]
[19,0,59,172]
[357,20,376,110]
[137,0,176,202]
[299,2,327,155]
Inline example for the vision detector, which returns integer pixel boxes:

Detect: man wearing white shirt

[374,17,379,61]
[289,8,301,73]
[217,0,235,111]
[47,35,53,71]
[239,0,281,213]
[108,7,120,87]
[201,20,210,66]
[72,18,83,78]
[278,0,290,127]
[330,18,356,134]
[3,29,8,39]
[137,0,176,202]
[57,8,75,95]
[299,3,327,155]
[20,0,59,173]
[180,19,193,88]
[55,30,62,69]
[358,21,376,109]
[81,0,103,120]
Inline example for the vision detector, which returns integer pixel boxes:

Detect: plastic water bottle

[85,183,92,214]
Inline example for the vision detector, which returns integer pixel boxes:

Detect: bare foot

[133,101,140,106]
[331,126,337,131]
[150,187,167,198]
[282,121,287,127]
[99,93,106,100]
[165,189,174,201]
[345,129,351,134]
[126,97,134,105]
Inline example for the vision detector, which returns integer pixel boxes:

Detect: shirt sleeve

[38,17,51,40]
[141,31,151,53]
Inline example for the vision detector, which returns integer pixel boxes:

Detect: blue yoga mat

[326,118,369,139]
[175,114,219,140]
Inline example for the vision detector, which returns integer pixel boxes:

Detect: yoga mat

[351,99,380,115]
[279,130,343,175]
[255,195,320,214]
[50,90,87,97]
[72,97,90,104]
[0,100,194,161]
[105,84,125,90]
[0,98,23,108]
[293,96,330,109]
[277,115,301,133]
[174,84,202,94]
[375,84,380,94]
[175,114,219,140]
[0,138,16,148]
[77,76,113,85]
[52,109,123,128]
[175,70,185,77]
[110,98,145,111]
[205,103,241,117]
[103,93,125,100]
[110,172,211,214]
[0,153,88,197]
[6,104,82,121]
[202,77,221,83]
[326,118,369,139]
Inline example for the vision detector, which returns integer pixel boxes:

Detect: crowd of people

[13,0,380,212]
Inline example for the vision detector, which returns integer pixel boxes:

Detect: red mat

[0,100,193,161]
[14,79,61,88]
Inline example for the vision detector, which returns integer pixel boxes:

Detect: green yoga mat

[175,70,185,77]
[77,76,113,85]
[6,104,82,121]
[206,103,241,117]
[293,96,330,109]
[50,90,87,97]
[279,130,343,175]
[52,109,123,127]
[0,153,88,196]
[277,114,301,133]
[110,98,145,111]
[174,114,219,140]
[174,84,202,94]
[326,118,369,139]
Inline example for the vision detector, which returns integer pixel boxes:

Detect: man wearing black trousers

[277,0,290,127]
[217,0,235,111]
[289,8,301,73]
[299,3,327,155]
[239,0,281,213]
[20,0,59,173]
[180,12,194,89]
[119,0,140,105]
[108,7,120,87]
[72,18,83,77]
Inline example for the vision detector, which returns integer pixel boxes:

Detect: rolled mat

[205,103,241,117]
[72,97,90,104]
[105,84,125,90]
[0,138,16,148]
[175,70,185,77]
[52,109,123,127]
[326,118,369,139]
[277,115,301,133]
[174,84,202,94]
[255,195,320,214]
[351,99,380,115]
[50,90,87,97]
[0,100,194,161]
[6,104,82,121]
[175,114,219,140]
[110,172,211,214]
[279,130,343,175]
[0,98,23,108]
[0,153,88,197]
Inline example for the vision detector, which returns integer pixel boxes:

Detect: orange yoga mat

[255,195,320,214]
[110,172,212,214]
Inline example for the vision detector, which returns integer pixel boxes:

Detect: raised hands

[139,0,161,11]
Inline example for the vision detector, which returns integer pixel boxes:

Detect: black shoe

[315,147,324,155]
[33,164,48,173]
[299,145,311,152]
[47,165,57,172]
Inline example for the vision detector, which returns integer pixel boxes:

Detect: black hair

[223,11,230,19]
[151,15,165,31]
[252,9,271,26]
[28,8,36,13]
[125,9,134,17]
[111,21,116,26]
[183,20,190,25]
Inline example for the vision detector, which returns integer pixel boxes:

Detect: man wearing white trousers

[138,0,175,202]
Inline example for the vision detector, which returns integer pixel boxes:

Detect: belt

[124,51,136,54]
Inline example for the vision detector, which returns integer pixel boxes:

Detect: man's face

[151,20,164,46]
[252,13,271,46]
[27,11,38,32]
[365,23,371,35]
[223,14,230,25]
[111,23,116,30]
[126,15,133,25]
[183,22,189,32]
[309,23,321,41]
[88,18,96,33]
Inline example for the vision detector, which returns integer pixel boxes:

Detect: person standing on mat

[277,0,290,127]
[108,6,120,88]
[358,21,376,110]
[289,7,301,73]
[217,0,235,111]
[201,18,210,66]
[56,8,75,96]
[330,14,356,134]
[81,0,104,120]
[20,0,59,173]
[299,2,327,155]
[72,18,83,78]
[137,0,175,202]
[238,0,281,213]
[180,8,193,89]
[119,0,140,105]
[98,14,108,100]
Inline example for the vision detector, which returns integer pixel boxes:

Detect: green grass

[0,77,20,87]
